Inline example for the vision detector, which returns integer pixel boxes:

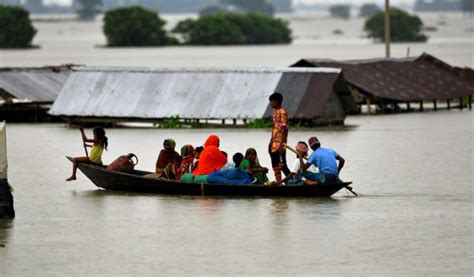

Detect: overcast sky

[45,0,417,6]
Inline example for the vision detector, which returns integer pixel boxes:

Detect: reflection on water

[0,111,472,275]
[0,220,13,247]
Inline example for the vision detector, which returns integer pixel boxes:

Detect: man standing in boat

[268,93,291,183]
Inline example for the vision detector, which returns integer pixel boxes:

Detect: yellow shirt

[89,145,104,164]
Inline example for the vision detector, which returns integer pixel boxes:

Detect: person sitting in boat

[232,152,244,168]
[273,141,318,186]
[299,136,345,184]
[193,135,227,175]
[180,144,195,175]
[155,139,180,177]
[163,155,183,180]
[240,148,269,184]
[193,146,204,171]
[66,127,108,182]
[220,151,236,172]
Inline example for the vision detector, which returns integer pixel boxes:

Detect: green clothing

[240,159,269,184]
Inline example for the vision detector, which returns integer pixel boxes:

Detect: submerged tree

[0,5,37,48]
[364,8,428,42]
[359,3,381,18]
[75,0,102,21]
[329,4,351,19]
[173,13,291,45]
[103,6,172,46]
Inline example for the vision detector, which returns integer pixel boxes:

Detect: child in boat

[66,127,108,181]
[233,152,244,168]
[240,148,269,184]
[180,144,195,175]
[155,139,180,176]
[193,146,204,171]
[163,155,183,180]
[220,151,235,172]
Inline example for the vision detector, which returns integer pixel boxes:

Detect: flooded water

[0,111,472,275]
[0,12,473,68]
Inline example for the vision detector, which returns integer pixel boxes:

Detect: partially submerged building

[292,53,474,113]
[49,67,349,126]
[0,66,71,122]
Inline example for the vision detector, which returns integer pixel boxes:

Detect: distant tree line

[103,6,292,47]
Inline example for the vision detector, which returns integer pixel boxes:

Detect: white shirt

[291,159,318,175]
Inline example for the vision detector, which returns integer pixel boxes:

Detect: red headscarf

[193,135,227,175]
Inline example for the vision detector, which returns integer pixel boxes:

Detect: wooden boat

[67,157,352,197]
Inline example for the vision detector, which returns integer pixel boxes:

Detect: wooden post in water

[433,100,437,111]
[419,101,424,111]
[460,97,464,110]
[384,0,391,58]
[366,98,372,114]
[447,100,451,110]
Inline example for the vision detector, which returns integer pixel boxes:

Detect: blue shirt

[307,147,339,175]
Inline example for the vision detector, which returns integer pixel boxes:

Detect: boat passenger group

[66,93,346,186]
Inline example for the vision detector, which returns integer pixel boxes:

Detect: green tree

[75,0,102,21]
[329,4,351,19]
[174,13,292,45]
[187,14,246,45]
[364,8,428,42]
[103,6,171,46]
[0,5,37,48]
[224,13,291,44]
[359,3,381,18]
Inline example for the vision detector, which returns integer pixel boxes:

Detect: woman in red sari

[193,135,227,175]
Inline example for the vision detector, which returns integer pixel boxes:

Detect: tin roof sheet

[292,53,474,101]
[49,67,341,120]
[0,66,71,102]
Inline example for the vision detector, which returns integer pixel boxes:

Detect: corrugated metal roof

[292,53,474,101]
[0,66,71,102]
[49,67,342,120]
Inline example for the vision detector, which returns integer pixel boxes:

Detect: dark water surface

[1,111,472,275]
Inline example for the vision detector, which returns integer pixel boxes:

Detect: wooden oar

[77,120,89,158]
[283,143,358,197]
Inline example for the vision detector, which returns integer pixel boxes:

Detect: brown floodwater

[0,111,472,275]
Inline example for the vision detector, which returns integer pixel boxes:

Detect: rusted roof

[0,66,72,102]
[292,53,474,101]
[48,67,342,120]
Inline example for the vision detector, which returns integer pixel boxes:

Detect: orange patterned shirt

[270,107,288,152]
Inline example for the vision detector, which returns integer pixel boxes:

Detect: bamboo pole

[384,0,391,58]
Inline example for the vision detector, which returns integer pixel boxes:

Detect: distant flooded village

[0,0,473,276]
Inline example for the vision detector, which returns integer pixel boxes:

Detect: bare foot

[304,180,318,185]
[66,176,76,181]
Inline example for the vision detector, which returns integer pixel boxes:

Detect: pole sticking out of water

[385,0,391,58]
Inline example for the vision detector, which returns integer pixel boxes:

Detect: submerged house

[49,67,350,126]
[292,53,474,113]
[0,66,71,122]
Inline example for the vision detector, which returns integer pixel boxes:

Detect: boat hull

[69,157,350,197]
